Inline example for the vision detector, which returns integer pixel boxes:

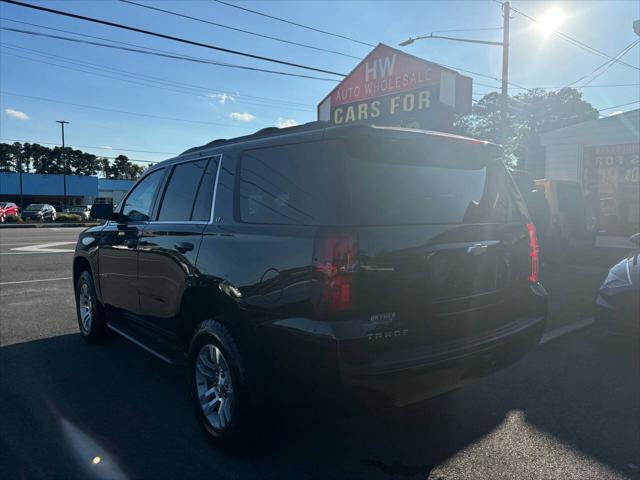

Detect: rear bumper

[258,283,547,408]
[340,314,545,407]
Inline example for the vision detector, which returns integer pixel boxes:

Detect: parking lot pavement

[1,227,639,479]
[0,227,83,346]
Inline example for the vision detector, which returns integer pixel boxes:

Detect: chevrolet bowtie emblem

[467,244,488,256]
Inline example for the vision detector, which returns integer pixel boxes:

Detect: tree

[29,143,61,174]
[102,154,144,180]
[0,142,31,172]
[0,142,145,179]
[455,87,598,174]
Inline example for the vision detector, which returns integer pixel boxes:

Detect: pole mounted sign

[318,44,472,132]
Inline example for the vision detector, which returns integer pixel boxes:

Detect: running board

[107,321,185,365]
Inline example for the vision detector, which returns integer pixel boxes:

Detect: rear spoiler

[325,125,503,169]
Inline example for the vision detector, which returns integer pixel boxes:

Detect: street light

[399,1,511,145]
[56,120,69,211]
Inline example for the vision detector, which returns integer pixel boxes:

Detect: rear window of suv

[238,137,524,226]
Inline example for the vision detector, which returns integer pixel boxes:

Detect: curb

[0,223,99,229]
[539,317,594,345]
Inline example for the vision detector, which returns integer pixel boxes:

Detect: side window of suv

[239,143,337,225]
[157,158,215,222]
[122,169,164,222]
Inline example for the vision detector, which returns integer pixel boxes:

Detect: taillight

[312,232,358,317]
[526,223,539,283]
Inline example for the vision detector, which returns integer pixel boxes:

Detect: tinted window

[336,140,522,225]
[239,143,338,225]
[191,157,219,221]
[157,160,208,221]
[122,169,164,221]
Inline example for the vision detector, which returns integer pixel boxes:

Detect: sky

[0,0,639,165]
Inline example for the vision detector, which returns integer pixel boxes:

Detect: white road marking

[0,251,75,255]
[539,317,594,344]
[10,241,76,253]
[0,277,72,286]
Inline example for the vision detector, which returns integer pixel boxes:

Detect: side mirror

[90,203,115,221]
[631,233,640,246]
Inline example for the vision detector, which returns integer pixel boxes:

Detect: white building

[539,109,639,240]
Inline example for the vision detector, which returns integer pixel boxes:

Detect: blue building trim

[0,172,133,197]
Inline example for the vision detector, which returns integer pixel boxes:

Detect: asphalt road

[0,227,80,347]
[1,228,638,479]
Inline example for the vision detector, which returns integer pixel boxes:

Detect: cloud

[209,93,236,105]
[5,108,29,120]
[229,112,255,122]
[277,118,298,128]
[99,145,113,150]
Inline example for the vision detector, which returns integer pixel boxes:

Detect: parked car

[0,202,20,222]
[595,233,640,336]
[70,205,92,221]
[48,202,67,213]
[535,179,595,246]
[74,123,547,448]
[22,204,56,222]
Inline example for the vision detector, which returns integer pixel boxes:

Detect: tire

[188,319,255,449]
[75,270,108,342]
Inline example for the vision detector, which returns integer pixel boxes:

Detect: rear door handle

[174,242,194,253]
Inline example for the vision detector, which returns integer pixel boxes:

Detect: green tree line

[0,142,146,179]
[454,87,599,174]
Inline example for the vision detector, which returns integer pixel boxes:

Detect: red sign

[330,44,442,106]
[317,44,472,131]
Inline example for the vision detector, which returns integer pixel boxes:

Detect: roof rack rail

[179,120,330,156]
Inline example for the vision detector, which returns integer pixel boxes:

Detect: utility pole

[399,1,511,147]
[56,120,69,211]
[501,1,511,151]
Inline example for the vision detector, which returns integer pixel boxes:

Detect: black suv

[74,123,547,448]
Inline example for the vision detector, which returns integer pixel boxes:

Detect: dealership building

[0,172,134,208]
[539,108,639,240]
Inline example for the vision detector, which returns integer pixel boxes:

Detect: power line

[579,40,640,87]
[0,15,323,90]
[0,14,527,92]
[598,100,640,112]
[1,91,257,129]
[0,44,315,112]
[0,138,178,155]
[509,83,640,90]
[212,0,375,48]
[119,0,360,60]
[498,1,640,71]
[0,19,325,103]
[1,0,347,77]
[0,26,340,82]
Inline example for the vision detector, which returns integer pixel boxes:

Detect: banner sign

[318,44,472,132]
[583,143,640,235]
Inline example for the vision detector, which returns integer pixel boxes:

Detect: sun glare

[536,6,566,34]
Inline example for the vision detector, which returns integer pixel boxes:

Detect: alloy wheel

[78,282,93,333]
[195,344,234,431]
